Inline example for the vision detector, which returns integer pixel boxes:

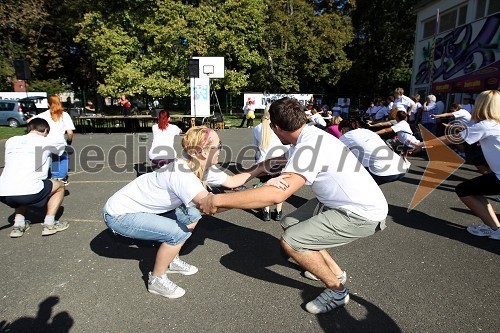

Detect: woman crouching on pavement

[103,126,288,298]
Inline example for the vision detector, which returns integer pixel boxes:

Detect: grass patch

[0,127,25,140]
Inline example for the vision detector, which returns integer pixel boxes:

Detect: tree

[340,0,420,106]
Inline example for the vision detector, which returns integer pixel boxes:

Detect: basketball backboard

[191,57,225,78]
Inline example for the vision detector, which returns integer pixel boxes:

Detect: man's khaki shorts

[281,198,386,252]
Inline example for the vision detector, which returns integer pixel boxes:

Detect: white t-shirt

[148,124,182,160]
[204,165,229,187]
[0,133,65,196]
[452,109,472,122]
[252,123,289,163]
[36,110,75,145]
[283,125,387,221]
[104,160,206,215]
[391,120,419,146]
[310,113,326,127]
[394,95,416,113]
[340,129,409,176]
[460,120,500,179]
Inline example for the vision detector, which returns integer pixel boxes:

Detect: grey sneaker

[304,270,347,284]
[41,221,69,236]
[167,257,198,275]
[148,272,185,298]
[10,220,31,238]
[305,287,350,314]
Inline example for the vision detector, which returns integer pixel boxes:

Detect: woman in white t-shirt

[104,126,288,299]
[149,110,182,167]
[253,110,289,221]
[34,95,75,184]
[417,90,500,240]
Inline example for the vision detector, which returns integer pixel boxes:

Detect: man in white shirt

[199,97,388,315]
[0,118,68,238]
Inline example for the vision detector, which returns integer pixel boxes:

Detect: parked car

[18,96,42,119]
[0,99,28,127]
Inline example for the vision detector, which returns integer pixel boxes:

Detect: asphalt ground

[0,128,498,333]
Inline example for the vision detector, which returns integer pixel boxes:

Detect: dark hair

[395,111,407,121]
[338,119,361,132]
[450,103,462,110]
[158,109,171,130]
[269,97,307,131]
[26,118,50,134]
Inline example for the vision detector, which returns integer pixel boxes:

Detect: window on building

[458,5,467,25]
[488,0,500,15]
[423,18,436,39]
[476,0,487,19]
[439,10,457,33]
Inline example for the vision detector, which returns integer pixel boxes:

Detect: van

[0,99,28,127]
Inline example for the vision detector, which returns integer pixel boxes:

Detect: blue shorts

[0,180,53,209]
[103,205,201,245]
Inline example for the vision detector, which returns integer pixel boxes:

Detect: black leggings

[455,172,500,197]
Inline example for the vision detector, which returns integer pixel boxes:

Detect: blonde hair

[260,110,272,149]
[181,126,213,183]
[472,90,500,123]
[394,87,404,95]
[48,95,64,121]
[331,116,342,125]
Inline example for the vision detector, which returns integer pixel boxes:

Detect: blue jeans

[103,205,201,245]
[51,152,69,179]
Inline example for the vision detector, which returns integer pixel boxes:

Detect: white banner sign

[243,93,313,109]
[190,77,211,117]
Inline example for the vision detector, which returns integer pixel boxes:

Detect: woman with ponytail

[34,95,75,185]
[148,109,182,167]
[104,126,288,299]
[253,109,289,221]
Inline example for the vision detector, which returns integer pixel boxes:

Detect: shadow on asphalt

[0,296,74,333]
[312,293,402,333]
[89,229,157,287]
[389,204,500,255]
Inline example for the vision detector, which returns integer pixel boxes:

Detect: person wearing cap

[393,87,416,114]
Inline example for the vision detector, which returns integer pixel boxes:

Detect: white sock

[14,216,25,227]
[44,215,55,226]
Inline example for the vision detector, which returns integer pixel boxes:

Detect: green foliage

[0,0,419,109]
[28,79,66,95]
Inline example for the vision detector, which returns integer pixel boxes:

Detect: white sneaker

[305,287,350,314]
[9,220,31,238]
[148,273,185,298]
[41,221,69,236]
[466,223,493,237]
[304,270,347,284]
[488,228,500,240]
[167,256,198,275]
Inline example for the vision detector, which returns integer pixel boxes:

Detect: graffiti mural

[415,13,500,85]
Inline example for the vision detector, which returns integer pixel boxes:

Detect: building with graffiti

[411,0,499,103]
